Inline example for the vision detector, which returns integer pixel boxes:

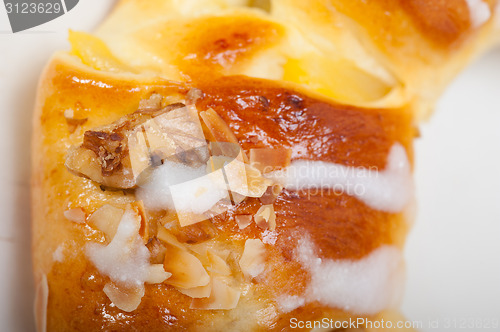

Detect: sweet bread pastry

[31,0,498,331]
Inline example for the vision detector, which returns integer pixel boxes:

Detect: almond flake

[254,205,276,231]
[176,282,212,299]
[157,227,187,251]
[103,282,145,312]
[190,277,240,310]
[145,264,172,284]
[163,244,210,289]
[87,204,124,241]
[239,239,266,279]
[207,250,231,276]
[130,200,149,243]
[200,108,239,146]
[63,208,86,224]
[235,215,253,230]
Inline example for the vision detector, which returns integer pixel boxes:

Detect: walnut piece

[65,94,211,189]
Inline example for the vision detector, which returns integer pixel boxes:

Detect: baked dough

[31,0,498,331]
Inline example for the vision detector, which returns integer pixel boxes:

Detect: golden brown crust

[32,0,497,330]
[32,53,413,331]
[93,0,498,117]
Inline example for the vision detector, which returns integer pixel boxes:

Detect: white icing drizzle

[137,161,228,214]
[295,237,404,315]
[277,295,306,313]
[271,143,413,213]
[86,209,150,288]
[466,0,491,27]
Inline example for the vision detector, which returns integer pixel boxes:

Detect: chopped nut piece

[103,282,145,312]
[249,148,292,173]
[130,200,149,243]
[65,97,205,189]
[63,208,86,224]
[235,215,253,230]
[239,239,266,279]
[199,108,239,145]
[87,204,124,241]
[163,244,210,289]
[207,250,231,276]
[176,283,211,299]
[190,277,241,310]
[186,242,210,266]
[145,264,172,284]
[254,205,276,231]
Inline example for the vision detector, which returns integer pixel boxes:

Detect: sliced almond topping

[207,250,231,276]
[254,205,276,231]
[250,148,292,173]
[157,227,187,251]
[145,264,172,284]
[200,108,239,146]
[87,204,124,241]
[140,105,208,168]
[130,200,149,243]
[187,242,210,266]
[190,277,241,310]
[239,239,266,279]
[163,245,210,289]
[176,283,212,299]
[103,282,145,312]
[235,215,253,230]
[63,208,86,224]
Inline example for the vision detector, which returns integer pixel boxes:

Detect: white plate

[0,2,499,331]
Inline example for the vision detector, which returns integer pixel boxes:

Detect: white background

[0,1,499,331]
